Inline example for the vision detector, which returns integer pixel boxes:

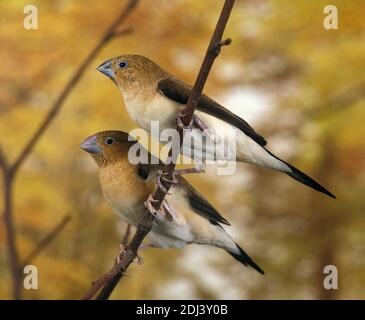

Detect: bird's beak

[80,135,102,154]
[96,59,115,79]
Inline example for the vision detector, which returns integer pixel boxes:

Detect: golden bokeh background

[1,0,364,299]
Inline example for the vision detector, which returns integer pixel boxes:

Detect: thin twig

[21,215,71,268]
[82,0,235,300]
[10,0,138,175]
[306,79,365,119]
[2,170,19,299]
[109,27,134,39]
[1,0,139,300]
[122,224,132,245]
[96,224,131,300]
[0,144,8,170]
[83,214,152,300]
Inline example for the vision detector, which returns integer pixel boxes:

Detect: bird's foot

[193,114,219,143]
[133,243,159,264]
[144,194,163,218]
[156,164,204,195]
[162,200,179,222]
[117,244,144,265]
[156,169,178,195]
[174,163,206,175]
[134,252,144,265]
[116,243,127,264]
[193,114,208,130]
[139,243,155,250]
[176,112,193,131]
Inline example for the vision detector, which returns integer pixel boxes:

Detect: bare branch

[21,215,71,268]
[82,0,235,300]
[2,171,20,299]
[1,0,139,300]
[0,144,8,171]
[306,79,365,119]
[95,224,131,300]
[83,214,151,300]
[109,27,134,39]
[121,223,132,246]
[10,0,139,175]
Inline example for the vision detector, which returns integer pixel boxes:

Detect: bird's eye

[105,137,114,145]
[119,61,128,69]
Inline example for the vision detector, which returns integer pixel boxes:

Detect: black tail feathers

[285,162,336,199]
[264,148,336,199]
[228,244,265,275]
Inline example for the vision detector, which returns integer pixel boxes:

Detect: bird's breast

[99,163,152,225]
[123,91,181,133]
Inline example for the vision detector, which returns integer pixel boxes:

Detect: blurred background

[1,0,364,299]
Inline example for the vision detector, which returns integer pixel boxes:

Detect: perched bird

[80,130,264,274]
[96,55,335,198]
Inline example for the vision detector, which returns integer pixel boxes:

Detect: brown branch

[0,144,8,171]
[306,79,365,119]
[21,215,71,268]
[95,224,131,300]
[83,215,151,300]
[1,0,139,300]
[10,0,138,175]
[109,27,134,39]
[2,169,20,299]
[82,0,235,300]
[122,223,132,245]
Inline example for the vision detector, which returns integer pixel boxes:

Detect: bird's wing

[133,145,230,225]
[157,77,267,147]
[137,162,162,181]
[175,177,230,226]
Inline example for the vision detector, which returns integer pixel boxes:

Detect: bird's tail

[285,162,336,198]
[227,244,265,275]
[264,148,336,199]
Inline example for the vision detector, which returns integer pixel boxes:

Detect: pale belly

[106,193,193,249]
[123,93,287,171]
[125,94,180,133]
[124,94,239,162]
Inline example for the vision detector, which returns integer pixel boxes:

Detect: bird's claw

[176,112,193,131]
[157,175,172,195]
[157,166,203,196]
[144,194,162,217]
[174,164,205,175]
[117,243,144,265]
[135,253,144,265]
[157,169,179,195]
[116,244,127,264]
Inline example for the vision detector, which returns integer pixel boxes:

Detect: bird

[96,54,335,199]
[80,130,264,274]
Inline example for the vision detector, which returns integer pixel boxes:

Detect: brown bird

[80,130,264,274]
[96,54,335,198]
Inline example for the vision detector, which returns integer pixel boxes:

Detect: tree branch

[21,215,71,268]
[2,169,19,299]
[306,79,365,119]
[95,224,131,300]
[109,27,134,39]
[1,0,139,300]
[82,0,235,300]
[10,0,138,175]
[0,144,8,171]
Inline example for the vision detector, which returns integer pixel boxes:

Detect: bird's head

[80,130,137,167]
[96,55,167,93]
